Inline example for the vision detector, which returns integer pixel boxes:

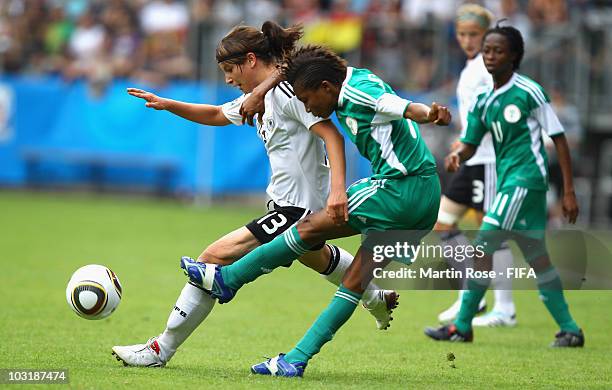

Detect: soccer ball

[66,264,122,320]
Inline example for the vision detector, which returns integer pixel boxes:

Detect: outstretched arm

[239,69,283,126]
[127,88,230,126]
[404,102,452,125]
[551,134,579,224]
[310,120,348,224]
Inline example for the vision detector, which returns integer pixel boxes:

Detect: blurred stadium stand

[0,0,610,225]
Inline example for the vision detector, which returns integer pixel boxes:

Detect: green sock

[454,279,490,334]
[221,226,309,291]
[536,266,580,333]
[285,285,361,364]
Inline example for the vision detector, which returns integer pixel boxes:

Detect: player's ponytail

[216,22,303,65]
[261,21,303,61]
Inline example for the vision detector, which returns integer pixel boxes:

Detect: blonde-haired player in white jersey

[111,21,397,368]
[436,4,516,327]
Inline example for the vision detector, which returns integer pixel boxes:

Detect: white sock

[492,247,516,315]
[321,244,381,307]
[156,283,215,362]
[320,244,347,286]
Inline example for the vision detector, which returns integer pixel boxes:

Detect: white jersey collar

[494,72,517,94]
[338,66,354,107]
[480,73,517,122]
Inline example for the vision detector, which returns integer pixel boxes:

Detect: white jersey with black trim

[221,81,330,211]
[457,53,496,166]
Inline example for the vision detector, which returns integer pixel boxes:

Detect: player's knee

[434,221,455,232]
[198,246,233,265]
[296,216,321,243]
[527,254,551,272]
[437,208,460,228]
[297,249,328,273]
[517,237,549,268]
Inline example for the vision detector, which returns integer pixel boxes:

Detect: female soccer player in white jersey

[436,4,517,327]
[181,45,451,377]
[425,24,583,347]
[111,21,397,368]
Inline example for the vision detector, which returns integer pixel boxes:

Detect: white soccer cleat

[112,337,166,367]
[362,290,399,330]
[438,297,486,324]
[472,311,517,327]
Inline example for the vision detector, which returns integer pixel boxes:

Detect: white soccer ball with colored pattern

[66,264,122,320]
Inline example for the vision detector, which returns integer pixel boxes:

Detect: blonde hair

[456,4,494,29]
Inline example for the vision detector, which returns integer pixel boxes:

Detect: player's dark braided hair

[216,21,303,65]
[283,45,347,90]
[483,21,524,70]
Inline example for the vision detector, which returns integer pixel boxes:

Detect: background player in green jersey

[425,24,583,348]
[181,45,451,376]
[436,4,517,328]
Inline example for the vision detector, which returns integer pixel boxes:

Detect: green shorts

[346,173,441,233]
[476,186,548,261]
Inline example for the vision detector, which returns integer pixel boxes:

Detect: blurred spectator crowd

[2,0,611,224]
[0,0,195,87]
[0,0,609,91]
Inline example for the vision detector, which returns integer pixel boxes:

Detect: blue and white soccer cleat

[251,354,306,377]
[179,256,236,304]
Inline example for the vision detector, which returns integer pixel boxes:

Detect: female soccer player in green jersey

[436,3,518,328]
[425,24,583,347]
[181,45,452,377]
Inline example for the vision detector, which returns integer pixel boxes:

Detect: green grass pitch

[1,191,611,389]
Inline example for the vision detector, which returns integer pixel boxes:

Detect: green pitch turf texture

[1,191,611,389]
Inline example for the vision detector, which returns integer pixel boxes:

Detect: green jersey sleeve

[519,75,550,111]
[336,67,437,179]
